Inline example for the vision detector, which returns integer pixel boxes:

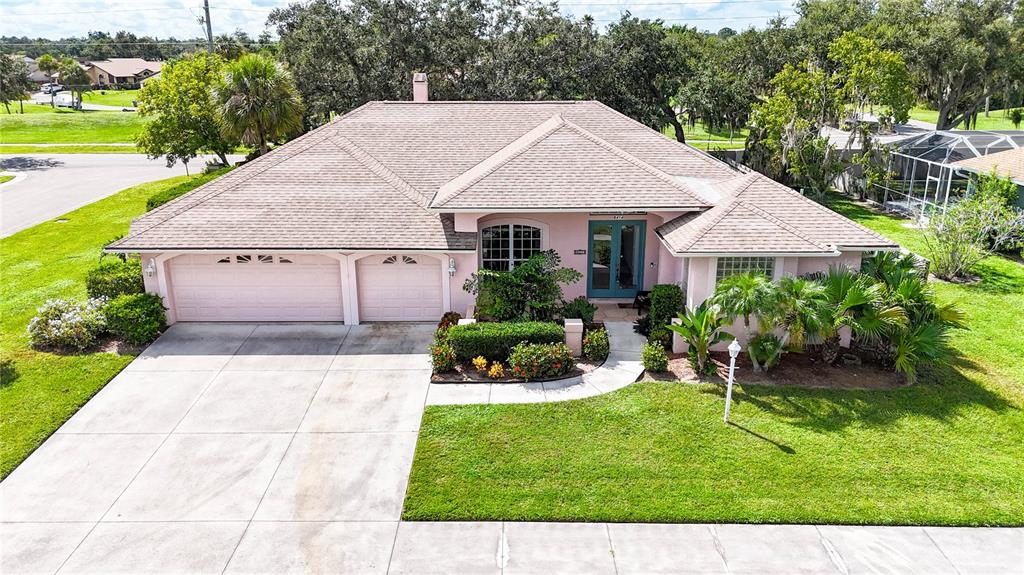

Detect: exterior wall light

[144,258,157,278]
[448,258,457,277]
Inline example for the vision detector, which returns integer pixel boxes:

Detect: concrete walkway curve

[426,321,646,406]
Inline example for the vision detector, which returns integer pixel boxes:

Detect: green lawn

[0,109,144,144]
[0,144,139,154]
[663,122,749,150]
[0,173,219,479]
[2,103,80,115]
[0,175,14,184]
[909,106,1022,130]
[83,89,141,108]
[404,196,1024,526]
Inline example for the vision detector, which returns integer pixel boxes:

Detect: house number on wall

[574,249,587,255]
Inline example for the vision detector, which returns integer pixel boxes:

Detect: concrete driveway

[0,322,434,574]
[0,153,240,237]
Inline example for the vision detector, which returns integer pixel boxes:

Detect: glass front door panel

[588,221,645,298]
[590,224,613,291]
[617,224,638,291]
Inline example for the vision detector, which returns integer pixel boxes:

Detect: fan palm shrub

[667,302,732,376]
[712,271,776,370]
[817,267,906,364]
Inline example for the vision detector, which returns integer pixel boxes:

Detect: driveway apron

[0,322,433,574]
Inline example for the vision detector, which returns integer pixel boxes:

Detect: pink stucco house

[107,79,896,325]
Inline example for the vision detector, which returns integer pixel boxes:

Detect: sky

[2,0,796,40]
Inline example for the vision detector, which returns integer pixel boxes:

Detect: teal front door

[587,220,646,298]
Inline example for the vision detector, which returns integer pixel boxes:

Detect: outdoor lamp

[724,339,741,423]
[144,258,157,278]
[448,258,457,277]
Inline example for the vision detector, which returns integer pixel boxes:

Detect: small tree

[136,51,236,170]
[788,135,845,201]
[58,58,91,109]
[0,55,33,114]
[1010,108,1022,130]
[463,251,582,321]
[218,53,304,156]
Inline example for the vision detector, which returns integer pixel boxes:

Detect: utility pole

[203,0,214,53]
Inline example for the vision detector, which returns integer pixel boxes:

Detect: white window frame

[478,219,548,271]
[715,256,776,281]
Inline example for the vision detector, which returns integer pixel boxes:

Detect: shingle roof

[86,58,162,77]
[108,100,894,253]
[656,173,896,254]
[952,147,1024,184]
[430,114,710,209]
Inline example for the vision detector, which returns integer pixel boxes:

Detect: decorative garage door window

[716,256,775,281]
[382,255,418,264]
[481,224,542,271]
[216,255,294,264]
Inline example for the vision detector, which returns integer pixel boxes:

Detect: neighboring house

[106,76,896,326]
[951,147,1024,209]
[83,58,163,87]
[18,56,52,84]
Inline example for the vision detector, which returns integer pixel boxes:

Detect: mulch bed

[643,350,906,390]
[431,358,604,384]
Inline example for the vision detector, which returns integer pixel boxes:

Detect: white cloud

[2,0,793,40]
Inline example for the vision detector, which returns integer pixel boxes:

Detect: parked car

[42,83,64,94]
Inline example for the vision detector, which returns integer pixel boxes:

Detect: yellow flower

[472,356,488,373]
[488,361,505,379]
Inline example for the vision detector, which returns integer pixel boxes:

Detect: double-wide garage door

[169,253,443,322]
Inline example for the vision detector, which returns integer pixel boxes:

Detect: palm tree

[218,54,304,156]
[667,302,733,377]
[711,271,776,371]
[818,267,906,364]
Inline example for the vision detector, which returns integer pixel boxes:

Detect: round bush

[104,293,166,345]
[641,341,669,373]
[27,298,107,351]
[508,342,573,381]
[86,259,144,300]
[430,341,456,373]
[582,328,609,361]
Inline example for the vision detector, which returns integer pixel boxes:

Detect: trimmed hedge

[649,284,684,334]
[508,342,573,381]
[446,321,564,361]
[86,259,144,300]
[105,293,166,345]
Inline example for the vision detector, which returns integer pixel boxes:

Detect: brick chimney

[412,72,428,102]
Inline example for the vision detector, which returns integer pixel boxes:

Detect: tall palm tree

[218,53,304,156]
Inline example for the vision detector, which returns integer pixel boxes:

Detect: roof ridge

[432,114,567,207]
[109,127,337,249]
[328,134,431,208]
[746,174,892,244]
[674,202,740,252]
[737,201,832,251]
[586,100,740,175]
[558,118,709,205]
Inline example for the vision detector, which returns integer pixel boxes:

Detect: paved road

[1,323,1020,574]
[0,153,238,237]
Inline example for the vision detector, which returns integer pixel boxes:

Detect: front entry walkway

[2,323,1020,573]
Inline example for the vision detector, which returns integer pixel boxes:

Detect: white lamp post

[724,339,741,423]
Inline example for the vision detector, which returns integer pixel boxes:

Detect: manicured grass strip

[0,145,140,154]
[405,195,1024,526]
[83,89,141,108]
[908,106,1021,130]
[0,173,219,479]
[0,175,13,184]
[406,379,1023,525]
[0,110,144,144]
[2,104,80,115]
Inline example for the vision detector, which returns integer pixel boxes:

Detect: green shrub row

[446,321,564,361]
[86,259,145,300]
[649,284,684,334]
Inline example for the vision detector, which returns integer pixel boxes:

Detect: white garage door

[170,254,343,321]
[357,254,443,321]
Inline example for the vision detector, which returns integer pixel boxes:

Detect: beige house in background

[83,58,162,87]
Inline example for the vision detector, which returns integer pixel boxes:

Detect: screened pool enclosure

[866,130,1024,218]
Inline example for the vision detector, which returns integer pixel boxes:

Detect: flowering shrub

[582,328,609,360]
[508,342,573,381]
[104,294,166,345]
[487,361,505,379]
[472,356,488,373]
[27,298,108,351]
[430,341,457,373]
[437,311,462,332]
[641,341,669,373]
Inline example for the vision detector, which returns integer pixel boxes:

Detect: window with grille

[480,224,542,271]
[715,257,775,281]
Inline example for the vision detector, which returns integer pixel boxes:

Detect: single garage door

[170,254,344,321]
[357,254,443,321]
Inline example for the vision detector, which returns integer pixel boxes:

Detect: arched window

[481,224,542,271]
